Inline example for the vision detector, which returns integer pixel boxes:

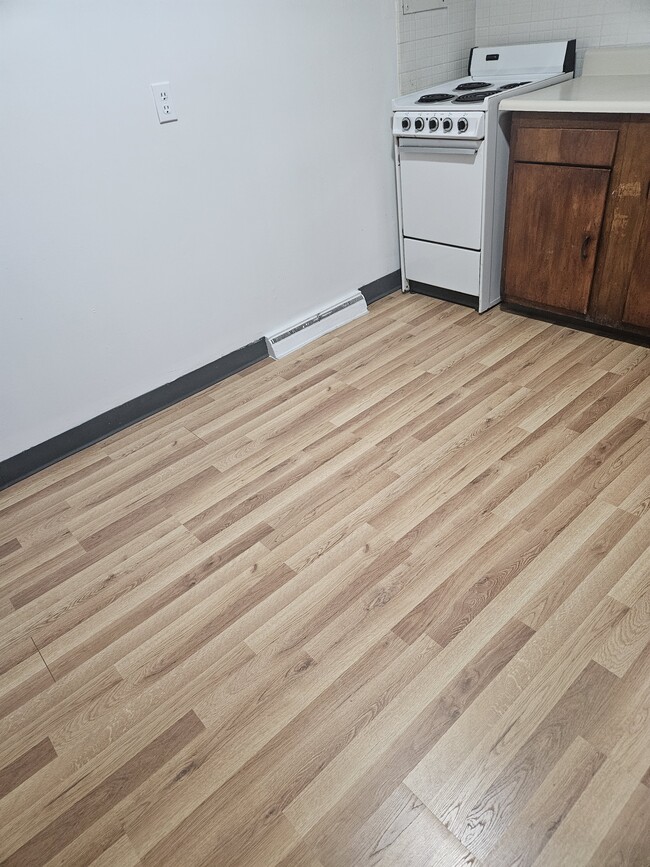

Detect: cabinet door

[504,162,610,314]
[621,194,650,329]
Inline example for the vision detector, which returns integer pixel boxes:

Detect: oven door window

[400,143,485,251]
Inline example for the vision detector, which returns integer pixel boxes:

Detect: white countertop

[500,44,650,114]
[500,74,650,114]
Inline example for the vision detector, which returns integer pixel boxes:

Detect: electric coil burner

[455,81,492,91]
[498,81,532,90]
[453,90,501,103]
[392,39,576,313]
[416,93,454,103]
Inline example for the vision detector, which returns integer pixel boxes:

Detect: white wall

[0,0,399,462]
[397,0,477,94]
[476,0,650,72]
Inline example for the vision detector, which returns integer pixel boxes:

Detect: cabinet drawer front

[515,127,619,167]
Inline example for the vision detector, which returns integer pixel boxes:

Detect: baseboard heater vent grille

[265,291,368,359]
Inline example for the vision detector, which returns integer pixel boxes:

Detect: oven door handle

[398,144,481,157]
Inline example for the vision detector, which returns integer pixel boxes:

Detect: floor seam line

[31,636,56,683]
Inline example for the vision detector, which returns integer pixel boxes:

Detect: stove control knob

[457,117,469,133]
[442,117,454,133]
[414,117,425,132]
[428,117,439,132]
[401,116,411,131]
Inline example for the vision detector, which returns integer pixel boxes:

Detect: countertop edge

[499,98,650,114]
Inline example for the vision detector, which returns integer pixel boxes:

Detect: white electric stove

[393,40,576,312]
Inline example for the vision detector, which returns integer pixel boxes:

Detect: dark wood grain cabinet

[502,112,650,340]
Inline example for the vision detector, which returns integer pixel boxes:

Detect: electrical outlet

[151,82,178,124]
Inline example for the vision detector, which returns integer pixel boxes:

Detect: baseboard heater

[265,290,368,359]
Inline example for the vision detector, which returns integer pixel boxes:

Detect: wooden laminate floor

[1,294,650,867]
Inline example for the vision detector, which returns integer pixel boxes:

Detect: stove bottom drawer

[404,238,480,297]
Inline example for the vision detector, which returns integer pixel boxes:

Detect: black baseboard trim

[0,338,268,491]
[359,270,401,304]
[501,303,650,348]
[1,269,403,492]
[409,281,479,310]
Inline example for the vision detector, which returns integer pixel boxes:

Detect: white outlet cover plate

[403,0,446,12]
[151,81,178,124]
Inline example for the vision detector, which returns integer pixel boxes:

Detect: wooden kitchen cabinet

[502,112,650,341]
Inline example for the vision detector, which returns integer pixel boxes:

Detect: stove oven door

[398,137,485,250]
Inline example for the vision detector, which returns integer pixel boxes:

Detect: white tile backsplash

[476,0,650,72]
[397,0,650,93]
[396,0,477,93]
